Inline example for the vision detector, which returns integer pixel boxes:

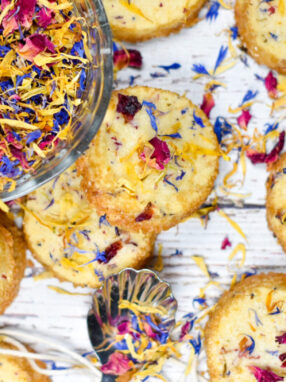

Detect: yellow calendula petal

[223,162,238,189]
[32,143,46,158]
[119,0,153,22]
[228,243,247,267]
[210,61,236,76]
[48,286,91,296]
[37,0,73,10]
[279,0,285,15]
[217,0,232,9]
[200,281,224,298]
[191,256,210,278]
[33,271,54,281]
[153,243,164,272]
[0,199,8,213]
[228,101,254,114]
[230,273,237,289]
[119,300,168,316]
[218,209,247,241]
[0,119,38,130]
[205,80,227,91]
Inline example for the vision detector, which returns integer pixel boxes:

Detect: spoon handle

[101,374,117,382]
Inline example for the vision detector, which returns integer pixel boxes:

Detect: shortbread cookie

[103,0,207,42]
[77,87,219,234]
[0,342,50,381]
[23,166,155,288]
[235,0,286,74]
[205,273,286,381]
[266,153,286,252]
[0,213,26,315]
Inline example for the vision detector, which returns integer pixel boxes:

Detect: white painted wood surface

[1,3,285,381]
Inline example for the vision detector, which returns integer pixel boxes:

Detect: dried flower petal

[117,94,142,122]
[265,71,278,99]
[276,333,286,344]
[113,49,142,70]
[36,7,55,28]
[221,237,232,250]
[247,131,285,165]
[135,202,154,222]
[101,352,132,376]
[2,0,36,36]
[18,33,55,62]
[140,137,171,171]
[200,92,215,118]
[237,110,252,130]
[249,366,283,382]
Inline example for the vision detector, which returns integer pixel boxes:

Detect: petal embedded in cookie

[205,273,286,381]
[103,0,207,42]
[78,86,219,234]
[23,165,155,288]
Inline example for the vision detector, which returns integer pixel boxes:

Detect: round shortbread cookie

[103,0,207,42]
[77,86,219,234]
[23,165,155,288]
[205,273,286,382]
[266,153,286,252]
[0,342,50,381]
[235,0,286,74]
[0,213,26,315]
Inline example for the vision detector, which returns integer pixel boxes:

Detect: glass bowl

[1,0,113,202]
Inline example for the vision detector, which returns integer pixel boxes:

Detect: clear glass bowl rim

[1,0,113,202]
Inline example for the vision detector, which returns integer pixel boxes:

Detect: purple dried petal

[116,94,142,122]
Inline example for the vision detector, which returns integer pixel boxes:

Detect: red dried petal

[36,7,55,28]
[221,237,232,250]
[265,71,278,99]
[200,92,215,118]
[113,49,142,70]
[18,33,55,62]
[268,6,276,14]
[249,366,283,382]
[103,240,123,264]
[276,333,286,344]
[140,137,171,170]
[116,94,142,122]
[237,109,252,130]
[135,202,154,222]
[101,352,131,376]
[247,131,285,165]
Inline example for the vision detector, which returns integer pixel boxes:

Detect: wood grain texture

[2,3,285,381]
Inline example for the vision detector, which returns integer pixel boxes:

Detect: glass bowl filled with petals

[0,0,113,201]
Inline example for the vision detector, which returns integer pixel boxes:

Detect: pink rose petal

[101,352,131,376]
[36,7,55,28]
[140,137,171,171]
[113,49,142,70]
[265,71,278,99]
[237,109,252,130]
[2,0,36,36]
[249,366,283,382]
[18,33,55,62]
[200,92,215,118]
[221,237,232,250]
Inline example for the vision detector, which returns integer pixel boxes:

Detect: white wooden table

[1,3,285,381]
